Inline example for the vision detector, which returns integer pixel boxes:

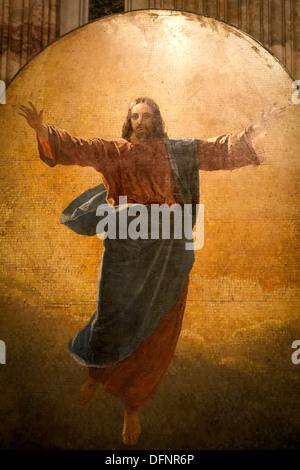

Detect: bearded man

[20,97,285,445]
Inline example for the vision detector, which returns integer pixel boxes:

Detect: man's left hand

[259,102,286,132]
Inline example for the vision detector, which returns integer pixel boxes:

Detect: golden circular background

[1,10,299,354]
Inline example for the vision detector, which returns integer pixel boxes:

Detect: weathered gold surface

[0,10,299,449]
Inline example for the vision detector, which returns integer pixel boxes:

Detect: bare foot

[78,377,99,406]
[122,406,141,446]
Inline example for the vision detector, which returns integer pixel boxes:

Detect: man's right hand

[19,102,48,142]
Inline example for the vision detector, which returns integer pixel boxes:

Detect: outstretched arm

[198,103,286,171]
[19,102,126,172]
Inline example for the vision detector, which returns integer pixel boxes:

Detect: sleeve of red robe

[197,125,265,171]
[37,124,127,182]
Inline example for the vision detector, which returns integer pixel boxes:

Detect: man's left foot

[78,377,99,406]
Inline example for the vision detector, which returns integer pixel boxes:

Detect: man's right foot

[78,377,99,406]
[122,406,141,446]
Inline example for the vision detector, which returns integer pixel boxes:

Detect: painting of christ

[1,9,299,450]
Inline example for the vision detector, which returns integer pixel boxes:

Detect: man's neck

[130,133,154,145]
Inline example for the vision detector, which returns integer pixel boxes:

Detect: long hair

[121,97,168,141]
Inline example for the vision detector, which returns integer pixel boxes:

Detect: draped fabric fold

[68,233,194,367]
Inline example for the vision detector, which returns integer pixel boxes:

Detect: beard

[133,125,153,142]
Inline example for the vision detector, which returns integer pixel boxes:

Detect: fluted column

[60,0,89,36]
[0,0,60,84]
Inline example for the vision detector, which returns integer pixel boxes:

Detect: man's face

[130,103,154,143]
